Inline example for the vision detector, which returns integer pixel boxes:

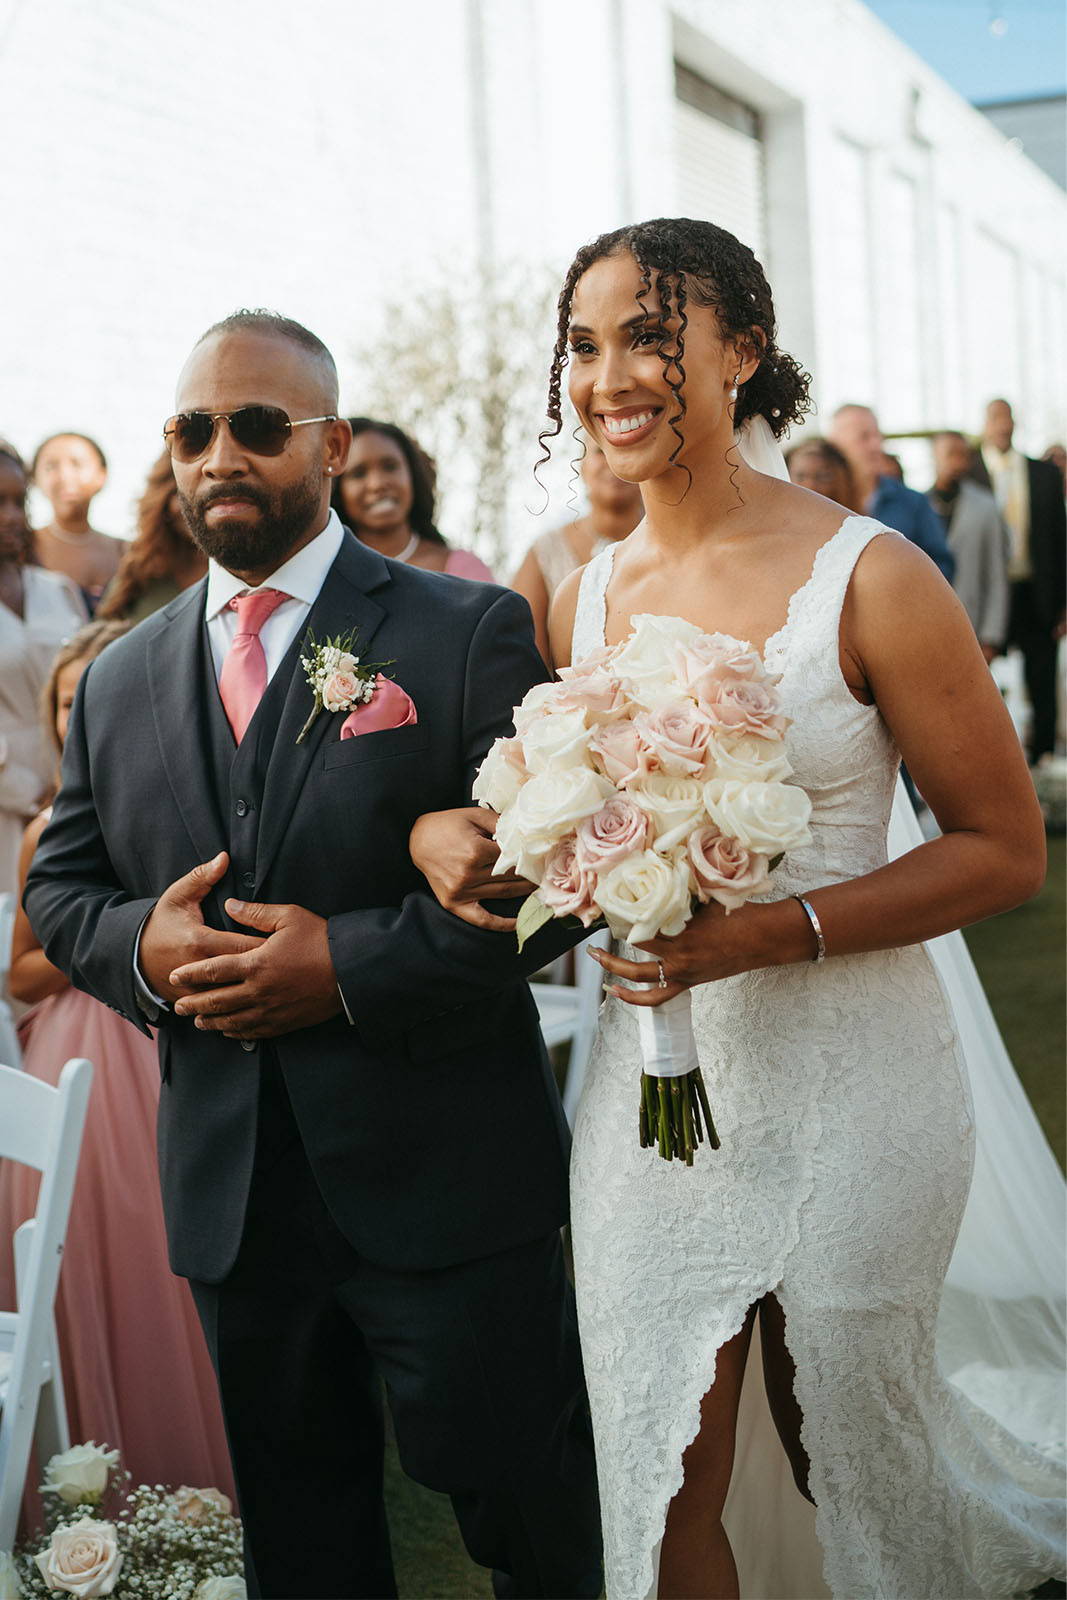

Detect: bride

[411,217,1065,1599]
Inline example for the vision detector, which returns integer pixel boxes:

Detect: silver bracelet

[793,894,827,963]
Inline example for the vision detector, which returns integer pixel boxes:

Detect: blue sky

[863,0,1066,102]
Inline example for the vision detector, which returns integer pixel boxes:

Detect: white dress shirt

[203,509,345,684]
[135,509,349,1021]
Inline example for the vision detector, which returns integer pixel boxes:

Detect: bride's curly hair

[538,217,812,480]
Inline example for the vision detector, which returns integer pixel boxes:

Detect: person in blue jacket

[829,404,955,582]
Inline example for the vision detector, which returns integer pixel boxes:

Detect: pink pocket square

[340,675,418,739]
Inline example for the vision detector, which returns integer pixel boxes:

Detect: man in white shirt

[975,399,1066,764]
[25,311,601,1600]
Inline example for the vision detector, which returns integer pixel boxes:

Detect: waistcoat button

[241,870,255,888]
[240,1039,256,1052]
[235,798,249,817]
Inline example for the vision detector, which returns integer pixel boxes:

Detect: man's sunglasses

[162,406,338,463]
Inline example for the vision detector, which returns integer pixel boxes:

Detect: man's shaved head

[192,309,339,413]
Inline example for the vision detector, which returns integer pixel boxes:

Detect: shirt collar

[204,509,345,621]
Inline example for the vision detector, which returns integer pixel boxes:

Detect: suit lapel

[254,534,392,891]
[147,581,233,919]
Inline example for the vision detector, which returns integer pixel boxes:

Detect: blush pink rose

[321,670,362,712]
[174,1485,233,1524]
[698,677,786,740]
[589,720,654,785]
[538,837,600,926]
[35,1517,123,1596]
[575,794,650,874]
[673,633,772,692]
[633,701,715,777]
[687,827,770,911]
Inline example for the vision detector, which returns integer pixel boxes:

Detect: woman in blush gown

[411,218,1064,1600]
[0,621,234,1505]
[330,416,496,580]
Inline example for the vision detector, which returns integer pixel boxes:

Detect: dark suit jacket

[969,452,1066,630]
[25,532,580,1284]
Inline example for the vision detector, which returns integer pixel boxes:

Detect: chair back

[0,895,20,1072]
[0,1056,92,1549]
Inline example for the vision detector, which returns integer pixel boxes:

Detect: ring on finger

[657,958,668,990]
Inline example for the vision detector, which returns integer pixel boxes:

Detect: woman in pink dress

[330,416,496,579]
[0,620,234,1504]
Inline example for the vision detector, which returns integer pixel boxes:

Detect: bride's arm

[410,568,586,926]
[597,536,1046,1003]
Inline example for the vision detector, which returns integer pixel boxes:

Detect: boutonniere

[296,629,395,744]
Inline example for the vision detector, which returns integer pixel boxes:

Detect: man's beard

[178,470,323,572]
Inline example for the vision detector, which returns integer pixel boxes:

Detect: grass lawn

[384,839,1066,1597]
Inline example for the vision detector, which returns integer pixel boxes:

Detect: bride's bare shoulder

[547,566,585,671]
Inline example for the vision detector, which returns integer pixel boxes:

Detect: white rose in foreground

[595,848,692,944]
[472,737,528,813]
[35,1519,122,1597]
[512,680,571,733]
[707,733,793,785]
[494,769,614,878]
[521,708,592,775]
[41,1444,120,1507]
[193,1579,247,1600]
[613,614,702,707]
[628,775,707,853]
[0,1551,22,1599]
[703,778,812,855]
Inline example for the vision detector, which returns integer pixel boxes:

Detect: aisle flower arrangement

[474,613,812,1164]
[5,1443,243,1599]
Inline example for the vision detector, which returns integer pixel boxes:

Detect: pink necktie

[218,588,289,744]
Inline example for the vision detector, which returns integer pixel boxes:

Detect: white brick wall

[1,0,1063,557]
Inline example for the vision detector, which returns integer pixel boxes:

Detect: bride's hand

[589,897,816,1004]
[409,806,535,932]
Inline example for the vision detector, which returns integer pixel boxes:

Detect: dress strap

[571,543,618,663]
[767,514,897,685]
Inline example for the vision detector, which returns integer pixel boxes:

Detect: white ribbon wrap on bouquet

[635,987,700,1078]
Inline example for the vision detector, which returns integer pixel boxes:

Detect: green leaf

[516,892,555,952]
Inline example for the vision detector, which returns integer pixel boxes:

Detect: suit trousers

[1008,579,1059,763]
[189,1056,602,1600]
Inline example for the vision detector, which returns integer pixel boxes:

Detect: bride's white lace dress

[569,515,1066,1600]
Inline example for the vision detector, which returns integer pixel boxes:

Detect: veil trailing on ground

[737,412,1066,1454]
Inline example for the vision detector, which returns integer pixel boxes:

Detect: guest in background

[31,432,123,613]
[785,436,864,514]
[879,450,905,482]
[1,620,234,1503]
[1042,444,1066,494]
[511,440,643,662]
[829,404,954,581]
[98,451,207,623]
[0,445,86,894]
[330,416,495,580]
[927,431,1009,664]
[973,399,1067,764]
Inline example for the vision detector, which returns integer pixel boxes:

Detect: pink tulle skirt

[0,986,234,1508]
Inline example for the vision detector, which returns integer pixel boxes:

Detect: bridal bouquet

[473,614,812,1165]
[7,1442,243,1599]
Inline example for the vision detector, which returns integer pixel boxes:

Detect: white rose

[0,1551,22,1600]
[628,775,707,853]
[613,614,702,708]
[512,680,571,733]
[193,1580,247,1600]
[703,778,812,855]
[472,737,528,813]
[494,769,614,878]
[707,733,794,785]
[521,708,593,775]
[595,848,693,944]
[34,1518,122,1597]
[41,1444,120,1507]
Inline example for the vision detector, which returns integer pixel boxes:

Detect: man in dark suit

[973,399,1066,765]
[24,311,601,1599]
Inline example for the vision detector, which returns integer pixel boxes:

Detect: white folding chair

[531,927,609,1127]
[0,1056,92,1550]
[0,895,21,1072]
